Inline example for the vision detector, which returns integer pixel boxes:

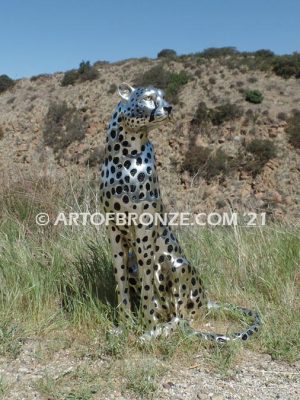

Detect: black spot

[114,202,121,211]
[138,173,145,182]
[124,160,131,169]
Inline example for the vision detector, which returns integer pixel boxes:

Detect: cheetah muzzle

[100,83,261,342]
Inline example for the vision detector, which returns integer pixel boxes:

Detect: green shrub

[43,101,86,156]
[157,49,177,59]
[165,70,189,103]
[0,75,15,94]
[61,61,99,86]
[245,139,277,176]
[254,49,275,58]
[272,53,300,79]
[286,110,300,149]
[30,73,51,82]
[61,69,79,86]
[245,90,264,104]
[134,65,189,103]
[191,101,243,127]
[210,102,243,125]
[199,47,238,58]
[78,60,99,82]
[134,65,169,88]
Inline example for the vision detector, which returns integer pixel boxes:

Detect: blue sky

[1,0,299,79]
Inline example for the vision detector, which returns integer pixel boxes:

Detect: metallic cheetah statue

[100,83,261,342]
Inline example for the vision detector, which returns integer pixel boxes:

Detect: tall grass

[0,174,299,364]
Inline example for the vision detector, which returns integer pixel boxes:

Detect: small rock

[162,381,175,389]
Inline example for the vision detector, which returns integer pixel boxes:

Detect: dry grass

[0,175,299,398]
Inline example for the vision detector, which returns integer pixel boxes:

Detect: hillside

[0,50,300,221]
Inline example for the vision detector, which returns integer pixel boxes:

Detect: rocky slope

[0,56,299,221]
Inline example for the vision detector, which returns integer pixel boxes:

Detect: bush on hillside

[43,101,86,156]
[61,69,79,86]
[182,146,230,180]
[78,60,99,82]
[199,47,238,58]
[134,65,189,103]
[61,60,99,86]
[191,101,243,127]
[210,102,243,125]
[107,83,117,94]
[0,75,15,94]
[272,53,300,79]
[245,139,277,176]
[191,102,210,125]
[286,110,300,149]
[245,90,264,104]
[157,49,177,59]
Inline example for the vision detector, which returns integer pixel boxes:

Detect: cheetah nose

[163,106,172,115]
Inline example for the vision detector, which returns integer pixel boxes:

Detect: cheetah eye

[144,96,153,101]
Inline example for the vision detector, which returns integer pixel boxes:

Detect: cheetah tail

[187,301,261,343]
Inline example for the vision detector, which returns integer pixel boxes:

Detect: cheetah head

[117,83,172,131]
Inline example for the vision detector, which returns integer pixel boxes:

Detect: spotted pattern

[100,83,261,342]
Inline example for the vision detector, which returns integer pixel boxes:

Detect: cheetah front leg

[106,223,132,325]
[132,224,158,334]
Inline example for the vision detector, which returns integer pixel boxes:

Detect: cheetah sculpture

[100,83,261,342]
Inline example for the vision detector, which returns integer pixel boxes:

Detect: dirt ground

[1,339,299,400]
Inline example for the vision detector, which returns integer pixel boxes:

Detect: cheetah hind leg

[127,253,262,343]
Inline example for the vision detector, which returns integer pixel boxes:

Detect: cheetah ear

[118,82,134,101]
